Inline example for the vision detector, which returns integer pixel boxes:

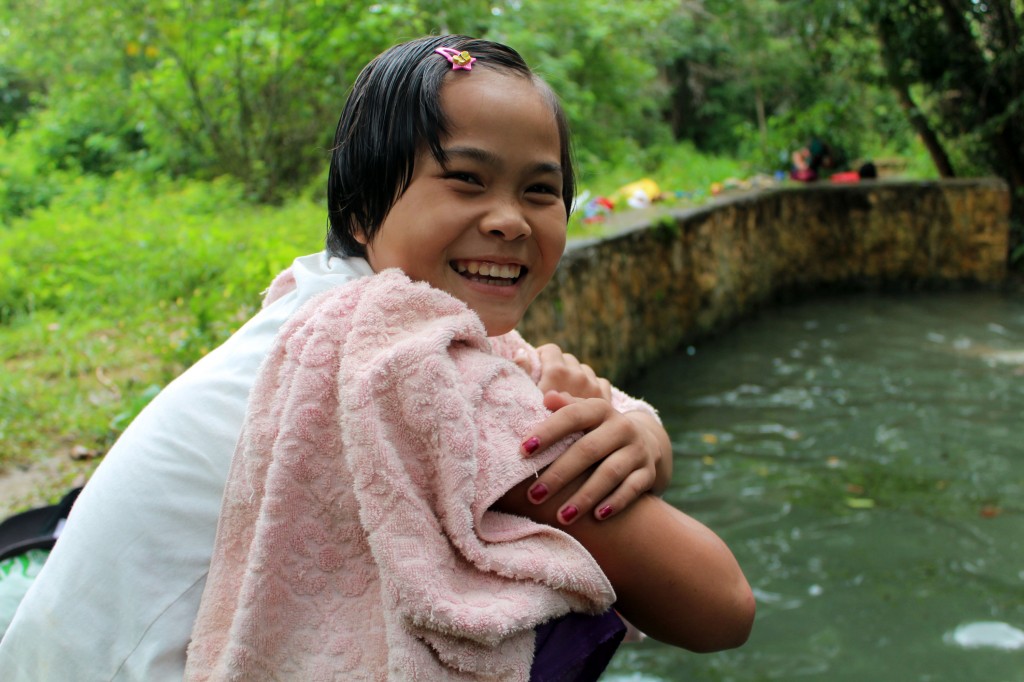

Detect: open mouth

[451,259,525,287]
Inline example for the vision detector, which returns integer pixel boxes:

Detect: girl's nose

[479,200,531,241]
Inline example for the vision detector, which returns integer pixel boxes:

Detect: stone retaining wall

[518,179,1011,383]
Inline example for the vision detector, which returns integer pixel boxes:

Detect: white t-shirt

[0,252,374,681]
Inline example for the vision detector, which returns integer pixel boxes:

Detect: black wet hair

[326,35,575,258]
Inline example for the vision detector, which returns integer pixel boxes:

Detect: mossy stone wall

[518,179,1011,383]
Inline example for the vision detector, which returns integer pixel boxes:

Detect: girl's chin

[444,286,525,336]
[481,319,517,337]
[475,307,524,337]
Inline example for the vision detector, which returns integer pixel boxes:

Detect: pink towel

[186,269,617,681]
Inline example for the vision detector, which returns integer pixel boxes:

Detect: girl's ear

[353,225,369,246]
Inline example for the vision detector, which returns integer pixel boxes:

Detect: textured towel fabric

[186,269,626,681]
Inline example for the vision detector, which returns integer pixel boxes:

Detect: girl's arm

[494,475,755,653]
[505,341,755,649]
[515,343,672,521]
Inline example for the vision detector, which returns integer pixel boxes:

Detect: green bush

[1,171,327,485]
[0,172,324,329]
[0,64,35,133]
[0,130,61,223]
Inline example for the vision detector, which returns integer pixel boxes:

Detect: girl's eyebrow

[443,145,563,177]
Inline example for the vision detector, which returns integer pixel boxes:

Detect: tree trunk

[893,80,956,178]
[875,14,956,177]
[754,83,767,145]
[933,0,1024,225]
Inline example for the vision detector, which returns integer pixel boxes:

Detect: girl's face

[357,69,567,336]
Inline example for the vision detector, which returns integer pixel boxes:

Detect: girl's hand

[516,343,613,401]
[522,390,671,524]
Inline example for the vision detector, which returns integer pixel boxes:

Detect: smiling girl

[0,36,753,682]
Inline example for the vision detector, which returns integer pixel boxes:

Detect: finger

[538,408,653,520]
[536,344,567,372]
[512,348,532,374]
[520,395,593,471]
[565,357,611,400]
[554,450,653,525]
[578,363,610,401]
[542,389,577,413]
[536,343,565,356]
[585,469,656,523]
[520,399,614,503]
[535,345,569,394]
[522,393,576,453]
[560,352,583,371]
[579,361,598,385]
[528,428,625,505]
[560,354,603,398]
[525,396,607,453]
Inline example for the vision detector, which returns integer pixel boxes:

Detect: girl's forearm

[495,476,755,652]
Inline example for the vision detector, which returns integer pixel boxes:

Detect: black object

[858,161,878,179]
[0,487,82,562]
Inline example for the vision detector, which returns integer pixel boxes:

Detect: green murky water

[606,292,1024,682]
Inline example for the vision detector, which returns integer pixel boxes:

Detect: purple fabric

[530,608,626,682]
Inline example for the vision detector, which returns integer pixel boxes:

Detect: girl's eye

[445,171,480,186]
[527,183,560,197]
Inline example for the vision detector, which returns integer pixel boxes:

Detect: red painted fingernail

[528,483,548,503]
[522,436,540,455]
[559,505,579,523]
[597,505,613,520]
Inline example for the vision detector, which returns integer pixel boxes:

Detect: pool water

[605,292,1024,681]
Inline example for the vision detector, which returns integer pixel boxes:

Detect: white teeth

[451,260,522,280]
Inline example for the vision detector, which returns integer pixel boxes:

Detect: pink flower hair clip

[435,47,476,71]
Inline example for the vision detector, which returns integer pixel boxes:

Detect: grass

[568,143,753,233]
[580,142,754,196]
[0,172,325,514]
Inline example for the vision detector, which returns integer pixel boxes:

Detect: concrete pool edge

[519,178,1012,383]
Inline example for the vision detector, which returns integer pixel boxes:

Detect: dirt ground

[0,456,90,519]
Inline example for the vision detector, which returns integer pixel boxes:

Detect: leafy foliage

[0,64,35,134]
[859,0,1024,255]
[0,0,679,210]
[3,1,1018,210]
[665,0,917,173]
